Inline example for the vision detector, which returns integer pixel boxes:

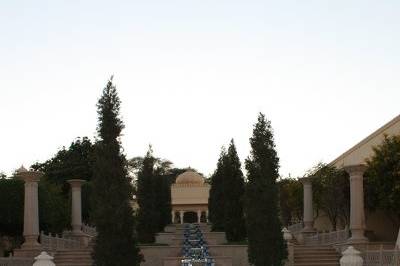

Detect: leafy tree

[208,148,227,231]
[365,134,400,224]
[223,139,246,242]
[310,163,349,230]
[0,179,24,236]
[32,137,95,193]
[31,137,95,224]
[91,77,141,266]
[244,113,286,266]
[0,177,69,254]
[278,178,303,226]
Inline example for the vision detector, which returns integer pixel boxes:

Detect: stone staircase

[54,249,93,266]
[294,245,340,266]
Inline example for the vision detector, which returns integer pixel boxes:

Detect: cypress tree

[208,148,226,231]
[91,77,141,266]
[223,139,246,242]
[244,113,287,266]
[136,147,157,243]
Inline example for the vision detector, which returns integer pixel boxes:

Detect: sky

[0,0,399,177]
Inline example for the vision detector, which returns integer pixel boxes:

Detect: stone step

[54,249,93,266]
[293,245,340,266]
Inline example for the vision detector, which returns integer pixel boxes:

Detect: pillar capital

[67,179,86,188]
[344,164,367,176]
[300,176,313,185]
[15,170,43,183]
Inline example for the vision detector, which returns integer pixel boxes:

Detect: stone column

[67,179,85,235]
[180,211,184,224]
[206,210,209,223]
[15,168,43,249]
[171,211,175,224]
[300,176,315,232]
[345,164,368,243]
[197,210,201,223]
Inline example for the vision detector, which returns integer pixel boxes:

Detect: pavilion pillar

[300,176,315,233]
[345,164,368,243]
[197,210,201,223]
[180,211,184,224]
[67,179,85,235]
[15,167,43,249]
[171,211,175,224]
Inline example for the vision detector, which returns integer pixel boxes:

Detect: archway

[183,211,197,223]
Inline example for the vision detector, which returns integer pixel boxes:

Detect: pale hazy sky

[1,0,399,177]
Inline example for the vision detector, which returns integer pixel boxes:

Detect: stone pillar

[15,168,43,249]
[171,211,175,224]
[197,210,201,223]
[300,176,315,232]
[206,210,209,223]
[67,179,85,235]
[180,211,184,224]
[345,164,368,243]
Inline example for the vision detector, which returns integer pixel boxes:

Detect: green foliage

[0,179,24,236]
[0,179,69,237]
[136,148,157,243]
[32,137,95,193]
[135,147,176,242]
[310,163,349,230]
[223,140,246,242]
[278,178,303,226]
[244,113,287,266]
[32,137,95,225]
[91,77,141,266]
[208,148,227,231]
[38,182,70,234]
[365,135,400,223]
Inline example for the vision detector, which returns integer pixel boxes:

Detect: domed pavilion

[171,170,210,224]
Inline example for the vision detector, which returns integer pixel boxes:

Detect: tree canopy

[91,77,141,266]
[365,134,400,224]
[310,163,349,230]
[244,113,287,266]
[223,139,246,242]
[278,177,303,226]
[208,148,227,231]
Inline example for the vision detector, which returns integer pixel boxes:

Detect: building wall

[332,115,400,168]
[171,184,210,205]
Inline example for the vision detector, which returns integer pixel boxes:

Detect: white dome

[175,170,204,185]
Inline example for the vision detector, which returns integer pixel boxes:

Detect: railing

[0,258,33,266]
[288,222,303,234]
[40,231,81,250]
[82,223,97,237]
[304,227,350,245]
[362,248,400,266]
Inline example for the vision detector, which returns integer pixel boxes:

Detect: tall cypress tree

[136,147,157,243]
[245,113,286,266]
[208,148,226,231]
[223,139,246,242]
[91,77,141,265]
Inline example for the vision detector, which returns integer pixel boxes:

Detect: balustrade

[304,227,350,245]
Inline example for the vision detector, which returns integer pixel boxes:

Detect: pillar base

[347,229,368,244]
[21,235,40,249]
[347,236,368,244]
[301,222,316,233]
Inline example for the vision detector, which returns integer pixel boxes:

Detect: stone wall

[139,246,181,266]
